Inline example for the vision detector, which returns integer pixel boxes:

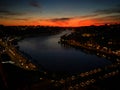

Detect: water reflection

[18,30,112,74]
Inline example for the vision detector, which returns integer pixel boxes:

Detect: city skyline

[0,0,120,27]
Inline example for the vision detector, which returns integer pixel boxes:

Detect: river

[18,30,112,74]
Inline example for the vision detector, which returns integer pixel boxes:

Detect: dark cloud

[80,14,100,18]
[50,17,72,22]
[0,15,30,21]
[42,5,120,23]
[79,5,120,19]
[29,0,41,8]
[94,8,120,14]
[12,18,29,21]
[0,9,26,16]
[0,16,7,19]
[87,14,120,25]
[107,15,120,20]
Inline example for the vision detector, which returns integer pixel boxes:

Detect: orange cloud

[1,15,120,27]
[1,4,120,27]
[0,19,39,26]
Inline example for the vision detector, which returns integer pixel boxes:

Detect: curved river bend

[18,31,112,74]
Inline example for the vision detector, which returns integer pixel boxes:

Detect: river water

[18,30,112,74]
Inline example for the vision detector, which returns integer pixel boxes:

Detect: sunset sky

[0,0,120,27]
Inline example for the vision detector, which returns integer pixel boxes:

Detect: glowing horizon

[0,0,120,27]
[1,16,119,27]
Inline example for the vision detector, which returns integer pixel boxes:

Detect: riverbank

[0,25,120,89]
[0,40,38,71]
[1,63,54,90]
[3,64,120,90]
[59,39,120,61]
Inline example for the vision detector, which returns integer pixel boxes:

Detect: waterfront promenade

[0,40,37,71]
[60,39,120,58]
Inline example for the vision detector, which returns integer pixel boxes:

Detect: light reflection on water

[18,30,112,73]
